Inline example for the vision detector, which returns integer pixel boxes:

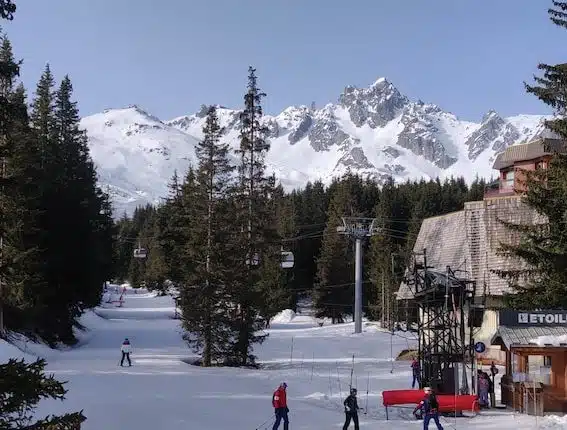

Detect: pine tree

[157,171,187,287]
[0,358,85,428]
[257,183,294,327]
[493,1,567,309]
[126,205,155,288]
[172,169,198,285]
[179,106,236,366]
[114,213,138,283]
[313,175,363,323]
[0,0,15,20]
[229,66,277,366]
[54,75,114,308]
[0,32,27,334]
[27,67,58,339]
[367,178,412,324]
[525,2,567,137]
[25,72,114,344]
[30,64,57,170]
[144,217,169,294]
[293,181,328,296]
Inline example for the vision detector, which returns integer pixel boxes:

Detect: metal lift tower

[337,217,379,334]
[404,249,477,394]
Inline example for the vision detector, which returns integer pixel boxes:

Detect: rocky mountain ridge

[79,77,551,216]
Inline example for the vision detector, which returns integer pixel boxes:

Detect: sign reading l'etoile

[499,310,567,327]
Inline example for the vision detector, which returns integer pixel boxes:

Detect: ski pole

[350,354,354,389]
[253,415,274,430]
[364,372,369,414]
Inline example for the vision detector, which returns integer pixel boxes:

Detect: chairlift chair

[133,247,147,259]
[245,252,260,266]
[281,250,294,269]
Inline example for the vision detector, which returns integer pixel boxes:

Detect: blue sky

[3,0,564,121]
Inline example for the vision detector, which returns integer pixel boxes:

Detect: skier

[413,387,443,429]
[478,372,489,408]
[120,338,132,367]
[411,358,421,388]
[343,387,362,430]
[489,362,498,407]
[272,382,289,430]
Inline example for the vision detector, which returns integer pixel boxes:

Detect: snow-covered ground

[2,290,567,429]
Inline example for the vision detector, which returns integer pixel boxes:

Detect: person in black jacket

[413,387,443,429]
[343,387,362,430]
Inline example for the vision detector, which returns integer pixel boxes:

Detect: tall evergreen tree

[292,180,328,296]
[144,216,169,294]
[229,66,278,365]
[179,106,236,366]
[157,171,187,287]
[30,64,57,170]
[55,75,114,307]
[0,32,27,334]
[313,175,364,323]
[368,178,411,323]
[257,184,294,325]
[126,205,155,288]
[25,72,114,344]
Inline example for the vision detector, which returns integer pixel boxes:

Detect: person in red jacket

[272,382,289,430]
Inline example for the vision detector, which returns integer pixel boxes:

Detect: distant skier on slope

[411,358,421,388]
[272,382,289,430]
[343,387,362,430]
[120,338,132,366]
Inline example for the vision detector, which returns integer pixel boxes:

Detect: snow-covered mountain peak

[481,109,501,123]
[80,78,552,217]
[81,106,199,216]
[94,105,165,133]
[370,76,388,87]
[339,77,409,128]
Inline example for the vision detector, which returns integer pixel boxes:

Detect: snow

[530,334,567,347]
[271,309,296,324]
[80,106,200,216]
[1,294,567,428]
[0,338,33,362]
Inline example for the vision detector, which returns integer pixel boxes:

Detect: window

[503,170,514,188]
[536,160,547,170]
[544,356,552,367]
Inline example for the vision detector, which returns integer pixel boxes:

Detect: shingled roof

[397,196,546,300]
[492,138,567,170]
[491,326,567,349]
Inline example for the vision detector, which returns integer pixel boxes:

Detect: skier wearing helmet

[272,382,289,430]
[343,387,362,430]
[120,337,132,367]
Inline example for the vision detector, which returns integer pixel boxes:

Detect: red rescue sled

[382,389,479,420]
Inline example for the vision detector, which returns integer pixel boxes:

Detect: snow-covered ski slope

[2,290,567,429]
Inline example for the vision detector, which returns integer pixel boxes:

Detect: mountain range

[79,77,552,217]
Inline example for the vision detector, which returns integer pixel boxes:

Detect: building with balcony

[484,138,567,199]
[396,138,567,382]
